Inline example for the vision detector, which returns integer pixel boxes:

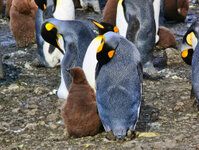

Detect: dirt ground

[0,1,199,150]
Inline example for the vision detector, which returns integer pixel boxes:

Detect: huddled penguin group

[1,0,198,140]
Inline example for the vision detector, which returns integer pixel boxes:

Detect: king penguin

[95,31,143,140]
[34,0,75,67]
[116,0,156,75]
[180,19,199,110]
[181,20,198,65]
[41,18,96,99]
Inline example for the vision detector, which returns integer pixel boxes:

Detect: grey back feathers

[96,32,142,139]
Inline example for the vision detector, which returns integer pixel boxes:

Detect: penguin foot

[105,131,116,141]
[125,130,136,141]
[192,100,199,111]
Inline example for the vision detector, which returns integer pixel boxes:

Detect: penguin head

[181,20,199,65]
[181,48,193,65]
[34,0,47,10]
[89,18,119,35]
[41,22,65,55]
[96,32,120,65]
[68,67,88,84]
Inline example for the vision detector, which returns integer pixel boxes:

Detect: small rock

[25,123,37,130]
[49,124,57,130]
[12,108,20,113]
[176,102,184,106]
[47,113,58,122]
[8,84,19,90]
[175,134,184,142]
[173,106,182,112]
[27,109,37,116]
[165,48,183,65]
[34,87,50,95]
[0,105,3,110]
[24,62,33,70]
[40,121,45,126]
[28,104,38,109]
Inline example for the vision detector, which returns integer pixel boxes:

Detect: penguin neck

[53,0,75,20]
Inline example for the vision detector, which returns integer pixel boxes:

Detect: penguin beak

[89,18,105,29]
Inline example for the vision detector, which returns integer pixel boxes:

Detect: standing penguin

[41,18,96,99]
[61,67,102,137]
[181,20,198,65]
[34,0,75,67]
[95,32,142,139]
[116,0,156,75]
[180,19,199,110]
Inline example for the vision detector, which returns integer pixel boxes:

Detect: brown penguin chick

[103,0,118,25]
[0,0,3,18]
[61,67,102,138]
[10,0,37,47]
[5,0,13,18]
[164,0,189,22]
[72,0,81,8]
[156,26,177,48]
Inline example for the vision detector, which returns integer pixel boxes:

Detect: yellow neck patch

[181,49,188,58]
[57,0,60,6]
[45,23,56,31]
[108,50,115,58]
[186,32,194,46]
[96,36,105,53]
[118,0,124,6]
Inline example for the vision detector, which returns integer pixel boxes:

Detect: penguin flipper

[126,15,140,43]
[61,41,78,89]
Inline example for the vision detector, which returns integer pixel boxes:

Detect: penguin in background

[34,0,75,67]
[95,32,142,140]
[180,20,199,65]
[41,18,96,99]
[0,0,3,18]
[0,54,3,78]
[180,19,199,110]
[116,0,156,75]
[61,67,102,137]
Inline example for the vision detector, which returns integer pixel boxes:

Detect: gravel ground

[0,1,199,149]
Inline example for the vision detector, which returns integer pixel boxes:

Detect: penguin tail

[112,128,127,140]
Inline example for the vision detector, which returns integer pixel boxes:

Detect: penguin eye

[108,50,115,58]
[186,32,194,46]
[45,23,56,31]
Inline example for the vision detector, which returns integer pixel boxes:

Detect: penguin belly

[116,0,128,37]
[153,0,160,43]
[82,37,101,90]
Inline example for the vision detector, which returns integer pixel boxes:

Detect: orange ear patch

[43,4,47,10]
[181,49,188,58]
[45,23,56,31]
[114,26,119,33]
[108,50,115,58]
[186,32,194,46]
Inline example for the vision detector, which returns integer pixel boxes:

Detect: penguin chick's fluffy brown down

[10,0,37,47]
[157,26,177,48]
[6,0,13,17]
[0,0,3,18]
[61,67,102,138]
